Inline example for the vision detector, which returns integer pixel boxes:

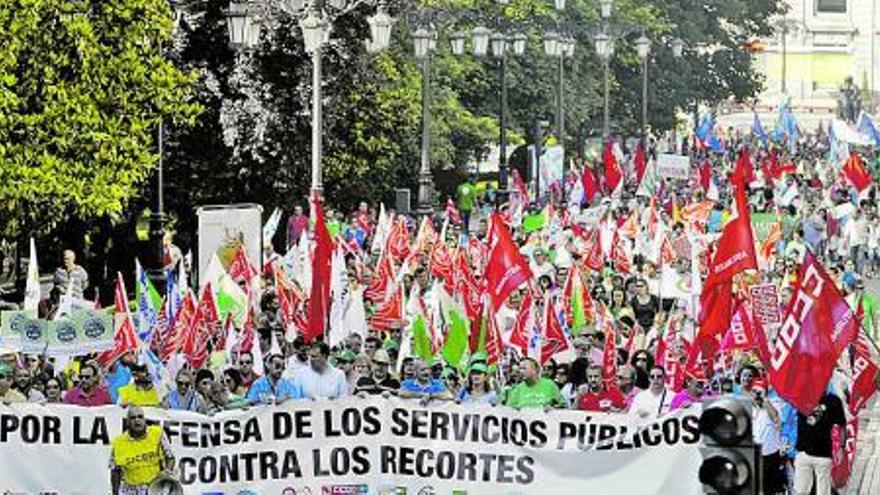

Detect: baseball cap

[469,363,488,374]
[372,349,391,365]
[336,349,356,363]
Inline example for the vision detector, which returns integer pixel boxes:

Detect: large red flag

[769,252,859,413]
[849,331,879,413]
[841,152,873,192]
[598,302,617,387]
[732,148,756,187]
[97,273,140,368]
[484,213,532,312]
[704,180,757,288]
[634,141,647,184]
[228,246,258,283]
[182,283,219,369]
[603,141,622,193]
[541,295,569,365]
[305,195,334,343]
[582,166,599,204]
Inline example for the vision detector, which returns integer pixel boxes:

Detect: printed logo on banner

[416,487,435,495]
[82,313,109,339]
[376,487,407,495]
[23,320,43,341]
[54,321,77,343]
[320,485,367,495]
[281,488,312,495]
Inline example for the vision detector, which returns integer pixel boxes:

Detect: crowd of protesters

[3,124,880,495]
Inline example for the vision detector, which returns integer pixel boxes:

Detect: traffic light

[697,397,761,495]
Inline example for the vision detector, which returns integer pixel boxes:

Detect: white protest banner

[656,154,691,180]
[0,397,703,495]
[749,283,781,327]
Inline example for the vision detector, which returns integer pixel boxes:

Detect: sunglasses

[45,384,60,390]
[650,374,665,379]
[177,381,191,387]
[240,361,253,365]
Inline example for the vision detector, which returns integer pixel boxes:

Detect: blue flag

[858,113,880,147]
[752,113,768,148]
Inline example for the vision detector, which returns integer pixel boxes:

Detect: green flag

[571,278,586,336]
[412,314,434,364]
[522,210,547,234]
[217,275,248,326]
[440,309,469,369]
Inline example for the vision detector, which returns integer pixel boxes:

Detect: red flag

[369,285,403,331]
[509,292,535,356]
[831,417,858,488]
[484,213,533,312]
[704,182,757,288]
[365,254,393,302]
[228,246,258,283]
[429,242,454,290]
[541,295,569,365]
[603,141,622,193]
[610,230,631,274]
[849,331,879,413]
[160,291,196,361]
[732,148,756,187]
[582,229,605,272]
[769,252,859,413]
[445,198,463,225]
[749,304,773,370]
[699,159,712,192]
[697,279,734,348]
[634,141,647,183]
[583,166,599,204]
[841,152,873,192]
[386,217,412,262]
[719,301,756,352]
[599,303,617,387]
[237,294,256,354]
[182,283,219,369]
[305,195,334,343]
[97,273,140,368]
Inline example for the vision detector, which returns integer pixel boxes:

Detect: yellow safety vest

[112,425,164,486]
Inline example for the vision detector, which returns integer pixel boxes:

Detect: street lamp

[635,33,651,139]
[671,37,684,59]
[599,0,613,19]
[226,0,393,198]
[594,31,613,138]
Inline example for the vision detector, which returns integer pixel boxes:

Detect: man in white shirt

[749,380,785,494]
[292,341,349,400]
[628,366,672,424]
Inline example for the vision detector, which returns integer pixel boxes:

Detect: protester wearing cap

[117,363,161,408]
[354,350,400,395]
[64,362,112,407]
[292,341,349,400]
[0,364,26,404]
[334,348,357,391]
[504,358,566,409]
[455,362,497,405]
[246,353,303,405]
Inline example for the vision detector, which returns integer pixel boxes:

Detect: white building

[758,0,877,109]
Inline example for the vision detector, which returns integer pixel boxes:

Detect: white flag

[24,238,40,311]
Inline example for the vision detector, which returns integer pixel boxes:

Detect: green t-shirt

[504,378,565,409]
[457,183,476,212]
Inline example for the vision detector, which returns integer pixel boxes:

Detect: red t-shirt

[578,387,626,412]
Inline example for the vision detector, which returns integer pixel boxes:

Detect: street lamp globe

[599,0,613,19]
[671,37,684,58]
[450,31,467,56]
[554,0,566,11]
[244,15,262,49]
[594,32,611,61]
[543,31,559,57]
[327,0,346,10]
[635,34,651,60]
[428,30,438,52]
[511,32,527,56]
[490,32,507,58]
[225,1,252,48]
[413,27,432,59]
[367,9,394,52]
[472,26,491,56]
[300,9,329,54]
[562,37,575,57]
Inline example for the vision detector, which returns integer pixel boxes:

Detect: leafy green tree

[0,0,201,238]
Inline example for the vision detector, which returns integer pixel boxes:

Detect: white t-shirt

[292,365,349,399]
[628,387,672,424]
